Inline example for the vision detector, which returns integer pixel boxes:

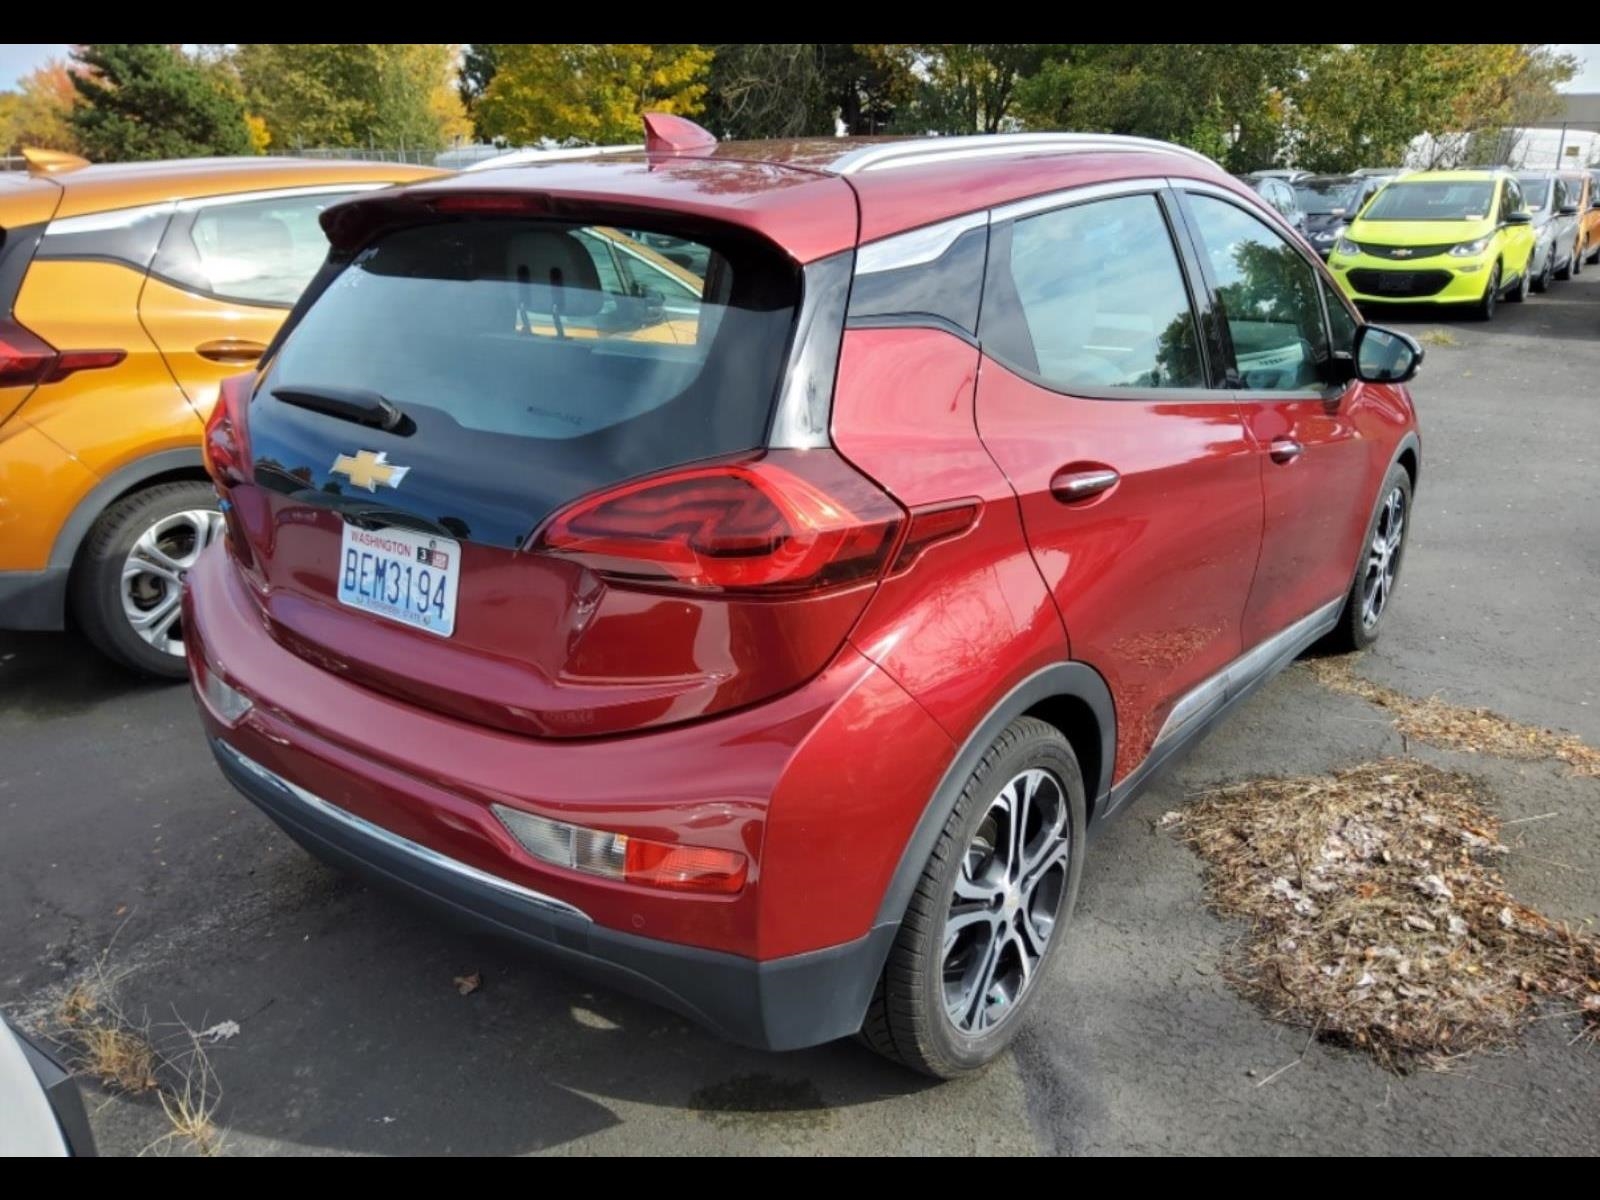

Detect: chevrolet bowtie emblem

[330,450,410,492]
[1391,248,1413,257]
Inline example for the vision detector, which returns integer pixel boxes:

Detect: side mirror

[1559,204,1581,216]
[1354,324,1423,385]
[1504,210,1532,225]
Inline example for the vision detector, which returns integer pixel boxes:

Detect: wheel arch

[871,662,1115,931]
[50,447,207,573]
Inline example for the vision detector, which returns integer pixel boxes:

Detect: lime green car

[1327,170,1537,319]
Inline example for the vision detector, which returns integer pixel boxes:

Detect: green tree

[474,44,711,145]
[237,43,466,152]
[459,44,499,121]
[894,44,1042,135]
[1286,44,1576,173]
[68,44,252,161]
[820,44,914,135]
[702,44,834,139]
[1017,44,1308,171]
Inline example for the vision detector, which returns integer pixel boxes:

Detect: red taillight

[892,500,980,573]
[624,839,747,894]
[0,317,123,387]
[534,450,906,596]
[203,373,253,486]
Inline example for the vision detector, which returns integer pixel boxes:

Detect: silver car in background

[1517,171,1584,290]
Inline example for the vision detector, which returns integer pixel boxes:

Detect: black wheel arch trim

[870,661,1115,931]
[48,446,207,571]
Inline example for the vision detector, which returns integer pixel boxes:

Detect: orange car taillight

[0,317,123,387]
[492,806,748,895]
[532,449,906,596]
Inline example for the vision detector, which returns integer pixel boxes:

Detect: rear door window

[153,190,362,307]
[981,193,1205,392]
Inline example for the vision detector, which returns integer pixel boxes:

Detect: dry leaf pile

[1307,657,1600,778]
[1167,760,1600,1068]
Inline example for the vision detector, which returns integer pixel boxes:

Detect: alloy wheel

[1359,485,1406,631]
[121,508,223,657]
[942,767,1071,1034]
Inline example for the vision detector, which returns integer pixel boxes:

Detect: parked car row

[1326,167,1600,319]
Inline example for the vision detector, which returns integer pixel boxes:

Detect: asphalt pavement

[3,271,1597,1155]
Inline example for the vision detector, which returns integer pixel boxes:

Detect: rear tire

[1326,462,1412,653]
[1506,265,1530,303]
[860,717,1086,1078]
[71,481,222,680]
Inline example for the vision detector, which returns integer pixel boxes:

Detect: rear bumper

[211,736,891,1050]
[0,568,67,631]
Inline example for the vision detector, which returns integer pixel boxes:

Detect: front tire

[1557,241,1578,280]
[1472,263,1500,320]
[1327,462,1412,653]
[861,717,1086,1078]
[71,481,222,679]
[1532,251,1553,293]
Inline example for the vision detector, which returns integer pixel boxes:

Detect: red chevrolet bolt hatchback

[186,117,1422,1077]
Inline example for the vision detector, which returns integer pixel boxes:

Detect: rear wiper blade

[273,385,407,433]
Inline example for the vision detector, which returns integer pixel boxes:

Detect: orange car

[0,150,440,676]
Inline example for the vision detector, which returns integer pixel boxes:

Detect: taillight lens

[0,317,123,387]
[492,805,748,895]
[203,373,253,487]
[534,450,905,595]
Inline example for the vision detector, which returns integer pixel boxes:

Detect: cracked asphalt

[3,272,1597,1156]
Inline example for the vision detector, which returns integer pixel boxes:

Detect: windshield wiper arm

[273,385,407,432]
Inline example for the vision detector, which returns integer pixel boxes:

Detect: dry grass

[1417,328,1460,348]
[1307,657,1600,778]
[1167,760,1600,1069]
[46,957,225,1155]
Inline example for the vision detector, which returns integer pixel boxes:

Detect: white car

[461,143,643,172]
[0,1018,95,1156]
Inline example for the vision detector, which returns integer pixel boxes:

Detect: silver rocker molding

[1103,596,1344,816]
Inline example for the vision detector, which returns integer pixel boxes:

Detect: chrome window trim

[832,133,1219,177]
[1151,597,1344,749]
[990,176,1171,226]
[43,200,176,237]
[216,742,592,923]
[854,210,989,277]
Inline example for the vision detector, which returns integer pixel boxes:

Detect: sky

[4,42,1600,92]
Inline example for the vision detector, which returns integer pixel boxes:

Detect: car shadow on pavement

[0,630,170,719]
[103,860,939,1155]
[1360,269,1600,341]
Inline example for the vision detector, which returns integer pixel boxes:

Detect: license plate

[337,523,460,638]
[1377,273,1413,293]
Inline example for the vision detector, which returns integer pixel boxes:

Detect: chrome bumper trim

[216,742,591,923]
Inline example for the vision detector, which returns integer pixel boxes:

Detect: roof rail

[831,133,1219,176]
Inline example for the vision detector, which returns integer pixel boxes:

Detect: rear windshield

[269,219,795,442]
[1362,182,1495,222]
[1294,180,1359,215]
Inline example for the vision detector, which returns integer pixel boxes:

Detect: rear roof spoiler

[21,147,89,176]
